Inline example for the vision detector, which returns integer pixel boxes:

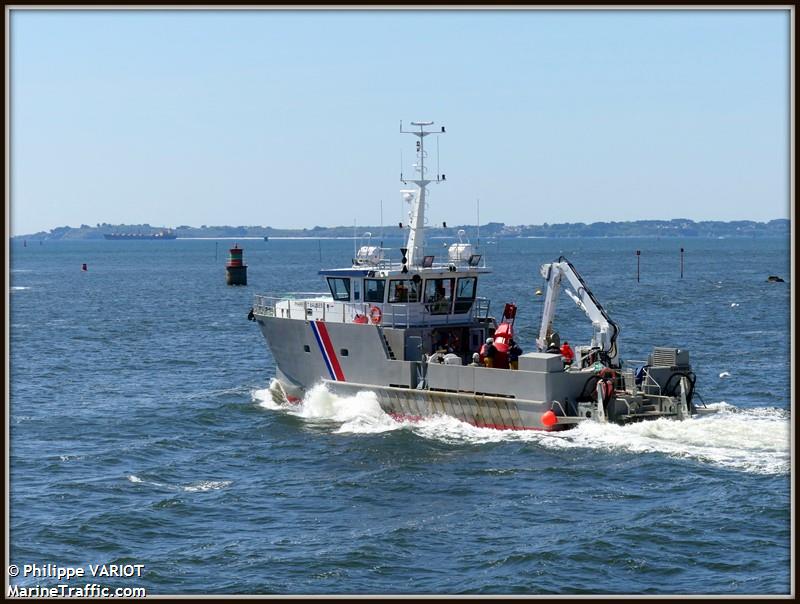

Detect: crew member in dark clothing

[435,331,453,353]
[508,339,523,370]
[482,337,497,368]
[546,327,561,350]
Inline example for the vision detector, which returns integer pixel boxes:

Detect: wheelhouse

[315,266,487,325]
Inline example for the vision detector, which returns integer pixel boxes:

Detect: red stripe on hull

[315,322,345,381]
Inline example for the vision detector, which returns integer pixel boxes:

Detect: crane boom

[536,256,620,365]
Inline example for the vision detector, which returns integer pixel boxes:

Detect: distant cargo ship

[104,230,177,240]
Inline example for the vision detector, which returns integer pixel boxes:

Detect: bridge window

[388,279,420,303]
[424,278,455,314]
[456,277,476,299]
[326,277,351,301]
[364,279,386,303]
[454,277,477,314]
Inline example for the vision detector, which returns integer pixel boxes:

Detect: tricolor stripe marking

[310,321,345,381]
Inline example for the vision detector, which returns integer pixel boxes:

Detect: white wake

[127,475,232,492]
[252,383,790,475]
[254,381,399,434]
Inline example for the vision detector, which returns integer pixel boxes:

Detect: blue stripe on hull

[309,322,336,380]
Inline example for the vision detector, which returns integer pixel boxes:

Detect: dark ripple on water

[9,238,791,595]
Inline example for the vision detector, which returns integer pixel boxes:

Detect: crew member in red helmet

[560,341,575,366]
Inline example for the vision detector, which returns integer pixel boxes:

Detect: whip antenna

[477,198,480,248]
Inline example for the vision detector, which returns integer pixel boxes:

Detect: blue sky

[10,9,790,235]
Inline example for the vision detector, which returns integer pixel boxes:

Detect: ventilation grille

[652,347,679,366]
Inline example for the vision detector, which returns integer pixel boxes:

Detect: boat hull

[256,312,696,430]
[280,379,569,431]
[257,314,583,431]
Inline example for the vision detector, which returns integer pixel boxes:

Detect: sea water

[9,236,791,594]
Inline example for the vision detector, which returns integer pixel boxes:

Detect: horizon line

[11,216,791,238]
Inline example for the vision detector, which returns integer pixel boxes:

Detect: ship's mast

[400,120,445,267]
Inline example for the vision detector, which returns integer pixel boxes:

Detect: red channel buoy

[225,244,247,286]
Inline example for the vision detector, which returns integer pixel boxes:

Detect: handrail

[620,360,662,397]
[253,293,491,327]
[614,397,633,415]
[349,245,490,271]
[641,367,662,396]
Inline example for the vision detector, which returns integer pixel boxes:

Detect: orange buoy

[541,410,558,428]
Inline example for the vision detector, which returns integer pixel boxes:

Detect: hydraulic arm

[536,256,620,365]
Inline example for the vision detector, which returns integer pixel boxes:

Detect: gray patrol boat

[251,121,702,431]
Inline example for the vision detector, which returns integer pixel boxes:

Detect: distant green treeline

[16,218,790,241]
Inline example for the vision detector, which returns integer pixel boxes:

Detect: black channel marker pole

[636,250,641,283]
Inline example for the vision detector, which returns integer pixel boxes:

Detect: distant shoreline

[13,234,790,243]
[13,218,790,241]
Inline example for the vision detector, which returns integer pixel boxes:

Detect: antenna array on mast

[399,120,446,267]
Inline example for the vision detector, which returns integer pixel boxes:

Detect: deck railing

[253,294,491,328]
[351,247,489,271]
[622,359,662,396]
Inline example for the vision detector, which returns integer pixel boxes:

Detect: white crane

[536,257,620,366]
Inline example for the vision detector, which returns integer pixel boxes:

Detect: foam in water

[252,382,284,410]
[254,381,399,433]
[128,475,232,492]
[252,384,790,475]
[535,403,790,475]
[59,454,84,462]
[183,480,232,492]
